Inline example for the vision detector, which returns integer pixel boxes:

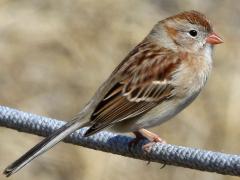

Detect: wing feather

[84,41,181,136]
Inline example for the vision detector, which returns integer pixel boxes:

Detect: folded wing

[84,41,181,136]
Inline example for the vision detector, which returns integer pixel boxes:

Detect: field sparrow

[4,10,223,177]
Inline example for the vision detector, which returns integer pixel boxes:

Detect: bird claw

[129,129,166,153]
[143,137,166,153]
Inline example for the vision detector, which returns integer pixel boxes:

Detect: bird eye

[189,30,198,37]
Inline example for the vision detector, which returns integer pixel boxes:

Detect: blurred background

[0,0,239,180]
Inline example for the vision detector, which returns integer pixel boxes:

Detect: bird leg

[128,128,166,152]
[128,129,167,166]
[138,128,166,152]
[128,131,147,150]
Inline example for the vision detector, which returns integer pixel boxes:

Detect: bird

[3,10,223,177]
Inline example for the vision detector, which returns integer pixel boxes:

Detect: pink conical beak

[206,32,224,45]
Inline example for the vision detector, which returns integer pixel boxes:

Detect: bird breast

[172,50,212,98]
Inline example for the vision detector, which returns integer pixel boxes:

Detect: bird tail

[3,116,90,177]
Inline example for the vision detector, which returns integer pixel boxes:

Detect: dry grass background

[0,0,239,180]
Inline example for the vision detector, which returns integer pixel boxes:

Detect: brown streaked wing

[84,41,181,136]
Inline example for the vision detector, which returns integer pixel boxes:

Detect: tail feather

[3,119,89,177]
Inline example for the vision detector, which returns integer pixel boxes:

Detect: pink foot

[143,136,166,153]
